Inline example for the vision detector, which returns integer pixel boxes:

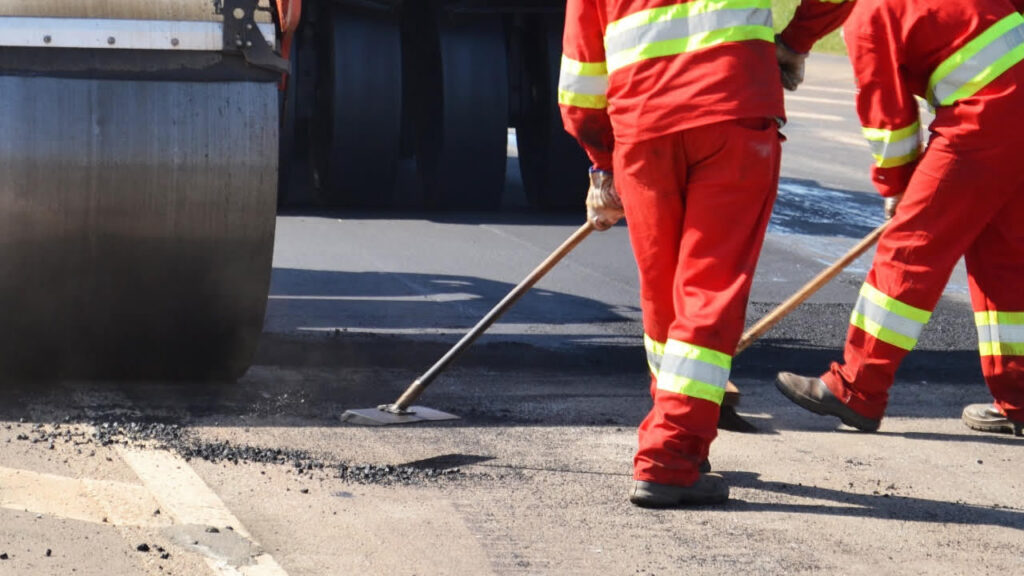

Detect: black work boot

[774,372,881,432]
[962,404,1024,437]
[629,474,729,508]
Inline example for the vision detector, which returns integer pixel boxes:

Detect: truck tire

[516,13,590,211]
[313,6,403,208]
[408,5,508,211]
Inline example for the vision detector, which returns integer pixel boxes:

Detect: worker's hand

[884,193,903,220]
[775,36,807,91]
[586,168,624,231]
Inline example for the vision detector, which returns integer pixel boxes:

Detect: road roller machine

[0,0,583,381]
[0,0,285,380]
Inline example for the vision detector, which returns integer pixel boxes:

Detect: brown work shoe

[628,474,729,508]
[962,404,1024,437]
[775,372,881,432]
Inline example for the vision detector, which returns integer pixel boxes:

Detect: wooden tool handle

[735,222,888,355]
[393,221,596,411]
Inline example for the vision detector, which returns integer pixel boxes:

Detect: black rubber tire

[408,6,508,211]
[516,13,591,211]
[278,21,317,208]
[313,7,403,208]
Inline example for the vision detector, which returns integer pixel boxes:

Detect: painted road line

[269,292,480,303]
[800,85,857,95]
[118,447,290,576]
[0,466,169,527]
[784,94,854,105]
[786,111,845,122]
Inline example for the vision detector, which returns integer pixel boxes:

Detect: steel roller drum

[0,1,278,380]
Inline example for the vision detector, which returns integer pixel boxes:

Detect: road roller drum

[0,0,280,379]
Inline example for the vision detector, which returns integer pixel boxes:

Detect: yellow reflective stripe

[861,122,920,143]
[928,13,1024,106]
[859,283,931,324]
[875,152,920,168]
[605,0,770,36]
[979,342,1024,356]
[975,310,1024,325]
[850,311,917,350]
[656,377,727,404]
[607,25,773,71]
[557,91,608,109]
[559,55,607,76]
[664,339,731,370]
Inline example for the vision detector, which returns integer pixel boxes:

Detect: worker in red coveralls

[558,0,854,508]
[776,0,1024,439]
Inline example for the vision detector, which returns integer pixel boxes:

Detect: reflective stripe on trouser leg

[645,335,730,405]
[973,309,1024,422]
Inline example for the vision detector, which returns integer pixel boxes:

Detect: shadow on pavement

[724,471,1024,529]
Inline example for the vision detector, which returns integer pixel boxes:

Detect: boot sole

[775,378,880,432]
[962,416,1024,437]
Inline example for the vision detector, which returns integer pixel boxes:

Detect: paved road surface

[1,54,1020,576]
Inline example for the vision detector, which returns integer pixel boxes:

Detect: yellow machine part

[0,0,278,379]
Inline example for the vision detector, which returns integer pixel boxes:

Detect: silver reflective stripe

[659,352,729,389]
[977,323,1024,343]
[558,72,609,98]
[930,19,1024,107]
[853,295,924,342]
[0,16,276,51]
[604,8,772,57]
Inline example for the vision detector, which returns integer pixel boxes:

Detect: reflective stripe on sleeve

[655,339,731,405]
[976,310,1024,356]
[558,55,609,109]
[849,283,931,351]
[861,121,921,168]
[928,12,1024,107]
[603,0,773,72]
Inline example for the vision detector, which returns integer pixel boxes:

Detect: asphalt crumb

[12,418,472,486]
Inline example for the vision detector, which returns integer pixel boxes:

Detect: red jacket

[845,0,1024,197]
[559,0,854,170]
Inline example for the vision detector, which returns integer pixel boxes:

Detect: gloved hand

[586,168,624,231]
[884,193,903,220]
[775,36,807,91]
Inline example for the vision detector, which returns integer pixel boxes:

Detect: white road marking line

[269,292,480,303]
[784,94,854,105]
[786,111,845,122]
[0,466,169,527]
[800,85,857,95]
[118,447,290,576]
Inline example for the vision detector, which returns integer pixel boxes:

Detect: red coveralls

[822,0,1024,425]
[559,0,853,487]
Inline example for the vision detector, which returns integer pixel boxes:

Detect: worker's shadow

[722,470,1024,529]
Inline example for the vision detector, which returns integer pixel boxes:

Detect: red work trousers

[615,118,781,487]
[823,134,1024,423]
